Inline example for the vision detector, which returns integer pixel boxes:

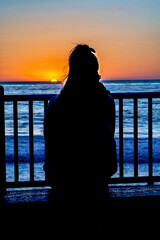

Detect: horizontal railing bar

[109,176,160,184]
[6,180,48,188]
[2,94,55,101]
[6,174,160,188]
[112,92,160,99]
[1,92,160,101]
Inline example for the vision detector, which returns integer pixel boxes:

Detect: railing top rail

[1,92,160,101]
[112,92,160,99]
[2,94,56,101]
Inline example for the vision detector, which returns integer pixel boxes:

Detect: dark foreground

[1,185,160,238]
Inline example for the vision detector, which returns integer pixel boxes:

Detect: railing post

[44,100,48,182]
[119,98,123,179]
[134,98,138,178]
[13,100,19,182]
[0,86,6,201]
[148,97,153,184]
[29,100,34,182]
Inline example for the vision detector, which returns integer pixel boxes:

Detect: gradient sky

[0,0,160,81]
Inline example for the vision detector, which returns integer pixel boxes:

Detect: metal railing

[0,89,52,189]
[0,86,160,194]
[111,92,160,184]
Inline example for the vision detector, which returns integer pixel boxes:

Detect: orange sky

[0,0,160,82]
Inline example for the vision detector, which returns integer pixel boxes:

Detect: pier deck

[4,183,160,206]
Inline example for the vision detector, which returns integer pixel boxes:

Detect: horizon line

[0,78,160,83]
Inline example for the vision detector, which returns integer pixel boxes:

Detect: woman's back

[45,81,116,193]
[44,45,117,222]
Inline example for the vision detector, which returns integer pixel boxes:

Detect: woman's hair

[66,44,100,85]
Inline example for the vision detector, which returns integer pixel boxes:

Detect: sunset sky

[0,0,160,82]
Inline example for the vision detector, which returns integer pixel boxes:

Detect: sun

[51,78,58,83]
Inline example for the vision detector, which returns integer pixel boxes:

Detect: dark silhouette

[44,44,117,226]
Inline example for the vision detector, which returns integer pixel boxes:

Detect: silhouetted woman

[44,44,117,224]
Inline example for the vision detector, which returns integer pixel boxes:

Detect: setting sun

[51,79,58,83]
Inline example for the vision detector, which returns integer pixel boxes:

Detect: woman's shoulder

[98,82,115,105]
[46,95,60,115]
[106,92,115,106]
[49,95,58,105]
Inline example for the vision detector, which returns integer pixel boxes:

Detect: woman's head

[67,44,100,84]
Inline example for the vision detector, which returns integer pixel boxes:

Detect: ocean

[1,80,160,182]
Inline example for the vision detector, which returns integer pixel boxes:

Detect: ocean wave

[5,135,160,164]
